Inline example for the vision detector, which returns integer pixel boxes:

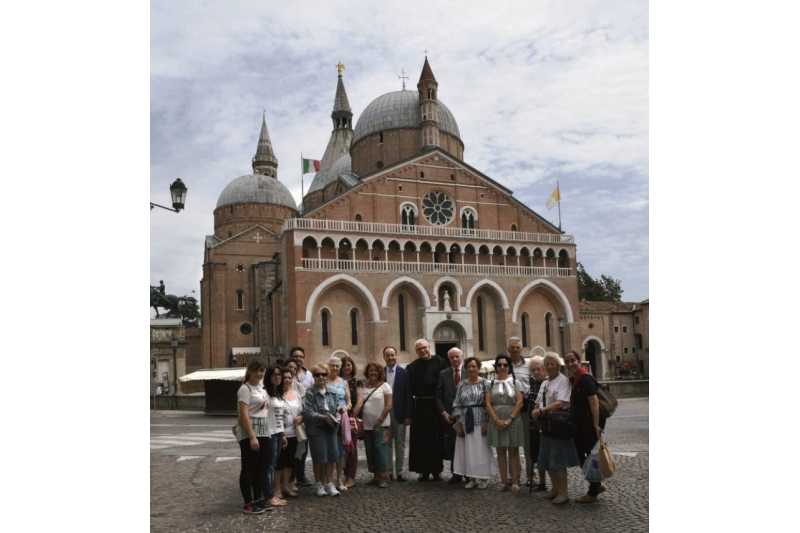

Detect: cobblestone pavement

[151,398,648,532]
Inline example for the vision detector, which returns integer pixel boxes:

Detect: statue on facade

[151,284,182,318]
[443,289,452,311]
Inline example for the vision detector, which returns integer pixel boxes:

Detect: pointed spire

[331,63,353,131]
[252,111,279,177]
[419,55,436,83]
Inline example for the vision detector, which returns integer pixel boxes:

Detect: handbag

[295,422,307,442]
[341,410,352,445]
[587,375,618,419]
[598,438,615,478]
[539,383,575,439]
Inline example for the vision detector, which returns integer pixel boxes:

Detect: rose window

[421,191,455,226]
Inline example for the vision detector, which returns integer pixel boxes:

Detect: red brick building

[200,58,645,379]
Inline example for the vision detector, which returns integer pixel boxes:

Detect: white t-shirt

[282,391,303,439]
[267,395,285,435]
[536,373,571,410]
[235,383,270,441]
[361,382,392,428]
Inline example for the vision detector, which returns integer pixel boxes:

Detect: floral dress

[486,378,525,447]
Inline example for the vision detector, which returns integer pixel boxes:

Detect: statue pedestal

[150,319,186,404]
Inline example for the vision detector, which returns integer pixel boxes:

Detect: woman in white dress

[452,357,496,489]
[277,366,303,499]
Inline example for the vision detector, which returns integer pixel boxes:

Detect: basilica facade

[200,58,614,376]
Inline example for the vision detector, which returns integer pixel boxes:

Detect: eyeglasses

[313,372,328,377]
[495,363,509,368]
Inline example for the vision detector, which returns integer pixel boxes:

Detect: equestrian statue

[151,281,182,318]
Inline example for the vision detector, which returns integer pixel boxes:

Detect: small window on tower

[420,172,425,179]
[399,185,403,192]
[379,132,383,143]
[236,264,244,273]
[377,161,383,169]
[450,174,455,182]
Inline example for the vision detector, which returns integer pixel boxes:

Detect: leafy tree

[577,262,623,302]
[178,296,201,328]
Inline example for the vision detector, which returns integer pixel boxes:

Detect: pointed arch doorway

[432,322,464,363]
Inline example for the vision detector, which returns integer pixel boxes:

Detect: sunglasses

[313,372,328,377]
[495,363,509,368]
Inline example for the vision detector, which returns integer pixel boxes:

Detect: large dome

[216,174,297,210]
[352,90,461,144]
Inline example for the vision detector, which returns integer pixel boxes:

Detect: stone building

[579,299,649,379]
[199,58,635,380]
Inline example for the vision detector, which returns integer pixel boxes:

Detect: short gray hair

[327,356,342,366]
[507,336,522,346]
[528,355,544,371]
[543,352,561,367]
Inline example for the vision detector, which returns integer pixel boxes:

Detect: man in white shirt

[507,336,533,486]
[383,346,412,482]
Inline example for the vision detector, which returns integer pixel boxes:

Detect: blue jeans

[265,432,282,499]
[363,427,388,474]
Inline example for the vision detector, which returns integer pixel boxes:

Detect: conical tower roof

[252,111,278,177]
[419,56,437,83]
[333,74,351,113]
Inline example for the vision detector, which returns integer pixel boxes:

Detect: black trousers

[239,436,271,504]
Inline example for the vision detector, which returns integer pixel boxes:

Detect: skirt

[453,430,497,480]
[308,432,339,464]
[537,433,580,470]
[486,405,525,447]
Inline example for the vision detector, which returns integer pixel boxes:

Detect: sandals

[495,483,507,492]
[511,484,520,493]
[542,490,558,500]
[269,497,288,507]
[552,496,569,505]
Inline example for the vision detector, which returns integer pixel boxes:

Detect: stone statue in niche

[443,289,452,311]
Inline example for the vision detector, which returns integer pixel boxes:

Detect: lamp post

[557,314,566,354]
[151,178,188,212]
[171,336,179,408]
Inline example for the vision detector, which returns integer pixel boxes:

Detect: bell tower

[417,56,440,149]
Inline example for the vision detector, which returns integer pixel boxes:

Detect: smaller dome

[216,174,297,210]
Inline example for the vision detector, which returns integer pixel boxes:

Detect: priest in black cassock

[407,338,449,481]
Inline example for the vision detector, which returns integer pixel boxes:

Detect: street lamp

[151,178,188,213]
[171,335,179,405]
[557,314,566,353]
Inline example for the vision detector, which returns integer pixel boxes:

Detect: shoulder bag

[539,383,576,440]
[598,437,615,477]
[586,375,618,419]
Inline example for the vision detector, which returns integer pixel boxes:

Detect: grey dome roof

[352,90,461,144]
[308,153,356,193]
[216,174,297,210]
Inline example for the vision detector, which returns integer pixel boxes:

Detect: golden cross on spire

[336,61,346,76]
[398,68,408,90]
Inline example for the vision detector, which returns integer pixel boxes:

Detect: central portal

[432,323,462,364]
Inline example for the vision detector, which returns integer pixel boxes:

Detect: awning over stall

[178,368,246,394]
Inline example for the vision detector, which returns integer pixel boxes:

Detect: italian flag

[302,158,321,174]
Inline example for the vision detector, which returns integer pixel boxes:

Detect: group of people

[234,339,607,514]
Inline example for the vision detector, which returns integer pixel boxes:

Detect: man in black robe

[407,338,449,482]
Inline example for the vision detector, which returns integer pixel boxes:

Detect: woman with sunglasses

[485,354,524,492]
[303,364,342,497]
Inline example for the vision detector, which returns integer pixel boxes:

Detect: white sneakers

[316,484,326,497]
[477,480,488,489]
[465,480,477,489]
[325,483,340,496]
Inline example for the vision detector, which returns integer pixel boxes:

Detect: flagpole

[300,152,304,215]
[556,180,562,232]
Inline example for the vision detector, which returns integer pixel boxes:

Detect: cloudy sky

[150,0,649,308]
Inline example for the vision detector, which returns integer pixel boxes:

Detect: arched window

[460,207,476,233]
[350,310,358,346]
[398,294,406,352]
[321,309,330,347]
[379,132,384,143]
[521,313,529,348]
[477,296,485,352]
[236,290,244,311]
[401,205,417,227]
[545,312,552,347]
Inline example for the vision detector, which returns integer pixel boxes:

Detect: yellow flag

[546,186,560,210]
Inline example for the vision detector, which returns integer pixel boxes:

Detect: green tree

[577,262,623,302]
[178,296,201,327]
